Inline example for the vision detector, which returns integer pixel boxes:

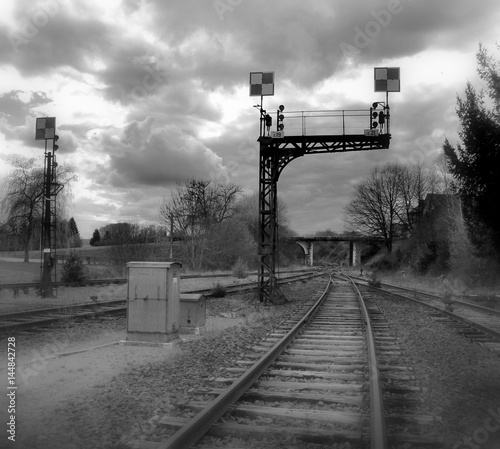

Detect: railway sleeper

[236,389,424,409]
[227,367,365,381]
[236,359,366,371]
[180,401,365,427]
[239,353,365,363]
[213,378,366,392]
[260,339,366,348]
[251,346,371,357]
[226,366,414,382]
[157,415,363,445]
[189,387,364,406]
[266,335,365,343]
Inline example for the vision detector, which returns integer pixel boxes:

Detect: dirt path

[0,322,179,448]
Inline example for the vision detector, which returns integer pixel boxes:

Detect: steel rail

[345,275,387,449]
[0,299,127,332]
[358,282,500,341]
[159,275,333,449]
[350,275,500,318]
[0,269,318,291]
[0,272,324,333]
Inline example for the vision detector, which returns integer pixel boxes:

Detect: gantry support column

[258,139,287,304]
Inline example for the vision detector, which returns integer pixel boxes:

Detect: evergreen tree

[89,229,101,246]
[443,44,500,257]
[68,217,82,247]
[69,217,79,236]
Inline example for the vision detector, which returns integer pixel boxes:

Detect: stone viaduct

[294,234,381,267]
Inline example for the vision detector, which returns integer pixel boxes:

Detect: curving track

[351,275,500,354]
[154,274,442,449]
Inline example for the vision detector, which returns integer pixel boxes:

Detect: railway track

[0,269,316,291]
[351,275,500,354]
[0,271,321,333]
[151,274,442,449]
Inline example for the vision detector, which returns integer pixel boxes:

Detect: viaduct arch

[294,234,381,267]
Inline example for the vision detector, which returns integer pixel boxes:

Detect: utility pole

[169,213,174,259]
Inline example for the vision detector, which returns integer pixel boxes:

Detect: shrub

[370,256,394,272]
[368,273,381,288]
[441,290,454,312]
[210,282,227,298]
[60,251,88,285]
[232,257,249,279]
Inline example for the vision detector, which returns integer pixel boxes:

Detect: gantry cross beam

[258,108,391,303]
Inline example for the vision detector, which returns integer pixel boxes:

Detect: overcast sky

[0,0,499,239]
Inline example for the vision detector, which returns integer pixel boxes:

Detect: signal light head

[265,114,272,129]
[279,105,285,111]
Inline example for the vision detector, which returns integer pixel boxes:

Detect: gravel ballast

[2,276,499,448]
[0,279,326,449]
[370,290,500,449]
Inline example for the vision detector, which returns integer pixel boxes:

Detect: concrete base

[180,326,205,335]
[126,331,179,343]
[119,340,177,349]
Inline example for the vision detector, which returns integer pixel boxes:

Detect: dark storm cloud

[0,0,167,105]
[1,0,498,237]
[0,2,109,75]
[89,118,228,189]
[2,0,496,111]
[0,91,51,126]
[145,0,500,90]
[126,79,224,128]
[0,90,79,153]
[1,0,498,103]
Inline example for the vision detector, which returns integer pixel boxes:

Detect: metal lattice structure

[258,108,391,303]
[36,117,62,297]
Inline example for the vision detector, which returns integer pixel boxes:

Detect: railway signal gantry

[252,68,400,303]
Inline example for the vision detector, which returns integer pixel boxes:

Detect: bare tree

[395,162,439,234]
[344,164,400,252]
[0,156,75,262]
[158,179,242,270]
[344,163,438,252]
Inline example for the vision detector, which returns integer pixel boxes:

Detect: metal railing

[275,109,377,137]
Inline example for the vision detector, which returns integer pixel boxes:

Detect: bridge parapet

[294,234,383,243]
